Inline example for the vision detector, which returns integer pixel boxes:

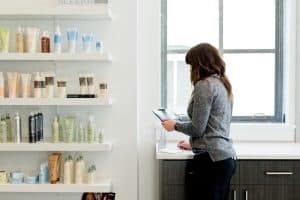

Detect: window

[162,0,284,122]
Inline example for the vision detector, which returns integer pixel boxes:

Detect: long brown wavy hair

[185,43,233,98]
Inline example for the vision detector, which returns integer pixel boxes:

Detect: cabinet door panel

[240,160,294,185]
[163,160,187,185]
[228,185,240,200]
[239,185,264,200]
[263,185,294,200]
[162,185,185,200]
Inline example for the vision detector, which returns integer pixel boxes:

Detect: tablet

[152,108,178,122]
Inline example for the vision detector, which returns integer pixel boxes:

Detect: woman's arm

[175,80,213,137]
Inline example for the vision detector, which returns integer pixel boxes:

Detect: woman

[81,192,96,200]
[162,43,236,200]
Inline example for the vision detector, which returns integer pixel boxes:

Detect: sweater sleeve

[175,80,213,137]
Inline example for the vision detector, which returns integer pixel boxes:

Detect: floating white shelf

[0,52,112,61]
[0,180,112,193]
[0,98,112,106]
[0,143,112,152]
[0,5,111,20]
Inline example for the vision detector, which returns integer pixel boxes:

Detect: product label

[54,35,61,43]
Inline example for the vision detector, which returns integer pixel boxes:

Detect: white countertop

[156,142,300,160]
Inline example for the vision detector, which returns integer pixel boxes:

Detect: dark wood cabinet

[161,160,299,200]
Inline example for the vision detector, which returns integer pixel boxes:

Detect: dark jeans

[185,153,236,200]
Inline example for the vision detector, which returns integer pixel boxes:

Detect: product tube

[7,72,19,98]
[54,26,62,53]
[25,27,40,53]
[64,116,76,143]
[0,72,4,98]
[82,34,94,53]
[20,74,32,98]
[48,153,61,184]
[0,28,10,53]
[16,26,24,53]
[33,72,43,98]
[67,28,78,53]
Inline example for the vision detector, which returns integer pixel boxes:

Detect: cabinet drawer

[240,161,295,185]
[162,160,187,184]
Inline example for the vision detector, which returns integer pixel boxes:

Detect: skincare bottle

[86,74,95,95]
[41,31,50,53]
[96,41,103,53]
[7,72,19,98]
[64,155,74,184]
[39,162,49,184]
[0,72,4,98]
[75,156,85,184]
[15,27,24,53]
[99,82,109,102]
[54,26,62,53]
[79,74,87,95]
[33,72,43,98]
[52,117,59,143]
[0,116,7,143]
[57,79,67,98]
[44,73,55,98]
[34,112,39,142]
[87,116,95,143]
[28,112,36,143]
[78,122,85,143]
[6,114,12,142]
[0,28,10,53]
[67,28,78,53]
[24,27,40,53]
[58,116,64,142]
[87,164,96,184]
[20,73,32,98]
[38,112,44,141]
[12,112,22,143]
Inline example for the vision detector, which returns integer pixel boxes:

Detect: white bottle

[54,26,62,53]
[75,156,85,184]
[33,72,42,98]
[87,116,95,143]
[16,26,24,53]
[64,156,74,184]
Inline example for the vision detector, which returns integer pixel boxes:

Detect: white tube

[20,74,31,98]
[7,72,19,98]
[57,79,67,98]
[79,74,87,95]
[25,27,40,53]
[0,72,4,98]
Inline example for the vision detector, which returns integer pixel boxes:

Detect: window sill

[231,123,296,142]
[156,122,296,143]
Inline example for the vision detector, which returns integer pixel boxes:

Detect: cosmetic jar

[24,176,37,184]
[10,171,23,184]
[96,41,103,53]
[0,171,7,184]
[57,79,67,98]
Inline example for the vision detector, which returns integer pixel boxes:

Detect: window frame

[161,0,284,122]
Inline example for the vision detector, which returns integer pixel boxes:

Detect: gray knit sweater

[175,76,236,162]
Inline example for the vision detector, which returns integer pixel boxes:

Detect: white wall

[137,0,161,199]
[0,0,138,199]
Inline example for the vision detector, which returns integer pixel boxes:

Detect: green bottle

[87,116,95,143]
[0,116,7,143]
[5,114,11,142]
[52,117,59,143]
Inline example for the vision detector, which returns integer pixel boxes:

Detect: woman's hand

[161,119,176,132]
[177,140,192,150]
